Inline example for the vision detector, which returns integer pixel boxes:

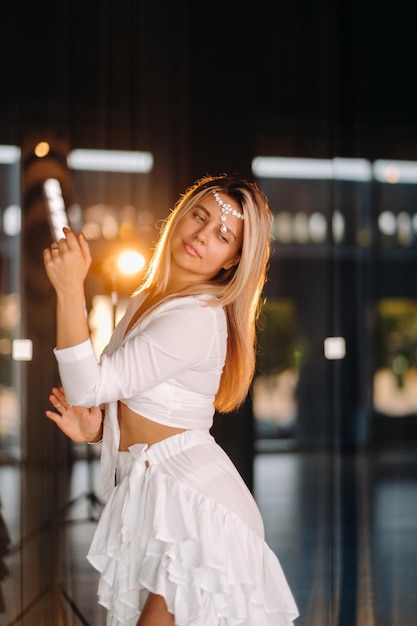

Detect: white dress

[54,294,299,625]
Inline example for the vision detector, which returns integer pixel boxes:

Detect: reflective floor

[1,445,417,625]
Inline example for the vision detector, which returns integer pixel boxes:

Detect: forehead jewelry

[212,190,245,233]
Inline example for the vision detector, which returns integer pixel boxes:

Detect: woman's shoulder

[136,294,226,347]
[124,292,226,335]
[157,293,223,316]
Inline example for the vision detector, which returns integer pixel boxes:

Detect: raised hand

[43,227,92,296]
[46,386,103,444]
[43,228,92,349]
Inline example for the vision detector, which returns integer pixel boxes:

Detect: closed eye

[193,211,205,222]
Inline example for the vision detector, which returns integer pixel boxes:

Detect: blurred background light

[116,250,146,275]
[252,156,333,179]
[12,339,33,361]
[67,149,154,173]
[252,156,372,181]
[378,211,397,236]
[309,212,327,243]
[34,141,50,158]
[292,212,309,244]
[332,157,372,181]
[3,205,22,236]
[0,145,20,164]
[43,178,69,240]
[374,160,417,184]
[324,337,346,360]
[332,210,345,243]
[397,212,412,246]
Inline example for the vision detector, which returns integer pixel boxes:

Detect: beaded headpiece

[212,190,245,233]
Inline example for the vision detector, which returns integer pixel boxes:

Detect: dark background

[1,0,416,208]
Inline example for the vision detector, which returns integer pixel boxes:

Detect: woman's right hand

[43,227,92,297]
[43,228,92,349]
[46,386,103,444]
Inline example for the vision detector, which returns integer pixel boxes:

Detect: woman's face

[169,191,244,289]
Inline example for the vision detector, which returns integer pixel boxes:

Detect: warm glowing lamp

[116,250,146,275]
[34,141,50,158]
[105,249,147,329]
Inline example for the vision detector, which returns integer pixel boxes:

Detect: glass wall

[0,145,22,619]
[372,162,417,440]
[253,157,374,450]
[252,157,417,624]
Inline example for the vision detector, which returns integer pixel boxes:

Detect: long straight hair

[138,174,272,413]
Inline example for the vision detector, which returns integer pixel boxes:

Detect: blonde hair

[139,174,272,412]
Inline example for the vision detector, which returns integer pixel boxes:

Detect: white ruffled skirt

[87,429,298,625]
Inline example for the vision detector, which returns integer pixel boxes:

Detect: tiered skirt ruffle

[87,431,299,625]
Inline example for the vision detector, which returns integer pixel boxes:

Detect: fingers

[62,228,90,259]
[43,228,78,256]
[44,228,91,264]
[45,409,61,424]
[77,231,92,262]
[49,387,72,415]
[43,235,68,261]
[42,247,53,262]
[61,227,78,250]
[52,386,66,402]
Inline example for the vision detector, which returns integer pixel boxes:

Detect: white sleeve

[54,303,222,407]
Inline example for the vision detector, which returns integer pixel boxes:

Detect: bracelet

[87,412,104,445]
[87,437,103,446]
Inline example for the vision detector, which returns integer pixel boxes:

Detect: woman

[44,174,298,625]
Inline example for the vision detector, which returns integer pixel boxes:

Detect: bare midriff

[117,401,187,450]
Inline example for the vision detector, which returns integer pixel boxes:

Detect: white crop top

[54,293,227,430]
[54,294,227,499]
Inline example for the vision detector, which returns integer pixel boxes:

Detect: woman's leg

[136,592,175,626]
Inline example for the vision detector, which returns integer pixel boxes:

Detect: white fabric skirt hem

[87,430,299,626]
